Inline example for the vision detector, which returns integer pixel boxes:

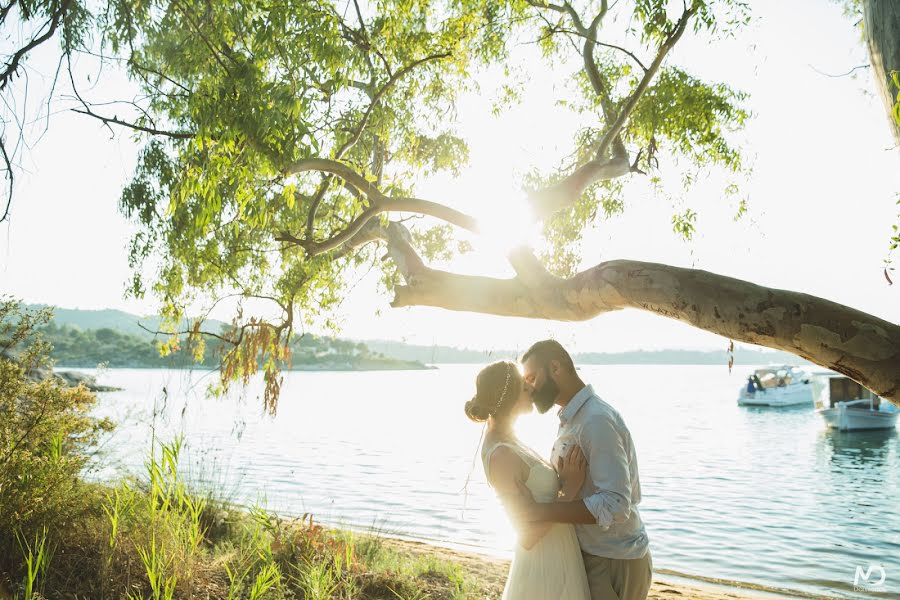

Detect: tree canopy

[3,0,898,409]
[106,0,754,409]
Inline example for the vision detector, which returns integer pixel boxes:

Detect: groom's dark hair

[521,339,576,374]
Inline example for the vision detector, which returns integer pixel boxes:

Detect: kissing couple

[465,340,651,600]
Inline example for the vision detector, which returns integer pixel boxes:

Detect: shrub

[0,299,113,587]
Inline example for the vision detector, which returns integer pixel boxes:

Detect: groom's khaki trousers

[582,550,652,600]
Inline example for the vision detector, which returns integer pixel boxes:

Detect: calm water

[83,365,899,599]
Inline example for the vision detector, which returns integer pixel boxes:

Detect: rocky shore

[49,369,123,392]
[2,349,123,392]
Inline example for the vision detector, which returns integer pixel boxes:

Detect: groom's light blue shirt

[551,384,649,560]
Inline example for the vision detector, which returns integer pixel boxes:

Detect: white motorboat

[737,365,814,407]
[815,374,899,431]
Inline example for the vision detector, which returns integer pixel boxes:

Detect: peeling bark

[863,0,900,147]
[390,258,900,403]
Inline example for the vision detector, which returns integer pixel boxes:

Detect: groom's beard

[531,377,559,414]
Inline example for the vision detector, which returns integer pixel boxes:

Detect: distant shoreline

[53,361,806,371]
[29,304,810,370]
[52,363,436,372]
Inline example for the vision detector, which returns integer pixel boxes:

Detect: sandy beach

[382,538,817,599]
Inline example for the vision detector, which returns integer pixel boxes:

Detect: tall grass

[16,528,53,600]
[133,534,177,600]
[5,402,490,599]
[4,431,493,599]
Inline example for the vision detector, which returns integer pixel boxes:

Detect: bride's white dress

[483,440,591,600]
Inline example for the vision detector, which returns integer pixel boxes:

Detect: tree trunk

[391,259,900,404]
[863,0,900,148]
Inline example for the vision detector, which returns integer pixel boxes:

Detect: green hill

[37,322,429,371]
[25,304,228,340]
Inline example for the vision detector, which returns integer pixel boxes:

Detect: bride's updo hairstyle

[465,361,522,423]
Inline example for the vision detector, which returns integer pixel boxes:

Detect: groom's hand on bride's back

[506,480,540,523]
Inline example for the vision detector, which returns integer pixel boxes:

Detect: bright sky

[1,0,898,353]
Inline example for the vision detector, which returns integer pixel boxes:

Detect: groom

[511,339,652,600]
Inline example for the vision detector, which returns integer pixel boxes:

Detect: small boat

[815,374,899,431]
[737,365,814,407]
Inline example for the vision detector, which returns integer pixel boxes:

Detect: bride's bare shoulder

[485,444,529,492]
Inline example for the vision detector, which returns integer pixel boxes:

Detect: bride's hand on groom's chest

[553,429,581,461]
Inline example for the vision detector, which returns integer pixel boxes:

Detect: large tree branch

[277,195,478,256]
[508,246,559,287]
[332,217,390,259]
[288,159,477,228]
[278,204,382,254]
[528,155,632,220]
[382,197,479,232]
[580,7,627,161]
[281,159,478,255]
[383,221,426,276]
[389,254,900,403]
[580,6,610,112]
[527,4,695,221]
[286,157,380,198]
[304,178,332,239]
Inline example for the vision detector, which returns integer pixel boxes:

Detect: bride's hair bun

[464,361,521,423]
[465,395,491,423]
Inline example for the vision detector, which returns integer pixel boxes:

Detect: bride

[465,360,591,600]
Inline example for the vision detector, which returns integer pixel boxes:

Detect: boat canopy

[814,373,881,410]
[826,375,879,408]
[750,366,807,389]
[752,365,805,378]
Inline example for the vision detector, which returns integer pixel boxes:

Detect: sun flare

[473,195,541,258]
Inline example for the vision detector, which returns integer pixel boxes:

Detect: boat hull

[819,406,899,431]
[738,384,814,407]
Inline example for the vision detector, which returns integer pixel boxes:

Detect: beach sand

[382,538,807,599]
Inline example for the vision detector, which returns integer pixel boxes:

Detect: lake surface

[83,365,899,599]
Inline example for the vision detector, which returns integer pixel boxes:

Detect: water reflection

[818,428,897,467]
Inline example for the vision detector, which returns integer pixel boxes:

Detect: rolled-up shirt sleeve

[576,413,633,530]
